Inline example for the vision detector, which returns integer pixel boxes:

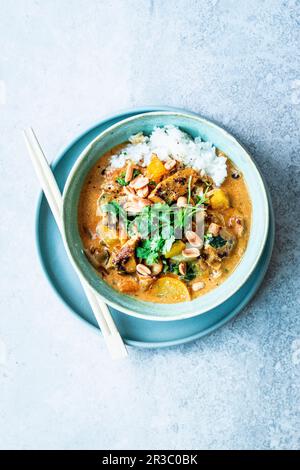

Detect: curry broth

[78,144,252,303]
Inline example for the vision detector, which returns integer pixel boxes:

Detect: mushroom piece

[217,228,236,257]
[84,246,110,269]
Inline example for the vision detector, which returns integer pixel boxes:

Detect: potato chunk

[209,189,230,210]
[164,240,186,259]
[124,256,137,273]
[108,273,139,293]
[149,277,190,303]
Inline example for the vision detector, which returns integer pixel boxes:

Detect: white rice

[109,125,227,186]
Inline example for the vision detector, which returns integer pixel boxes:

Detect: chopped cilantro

[132,169,141,178]
[136,234,175,265]
[115,172,129,186]
[136,236,163,265]
[115,169,141,186]
[187,175,193,204]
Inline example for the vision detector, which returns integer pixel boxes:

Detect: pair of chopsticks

[23,128,128,360]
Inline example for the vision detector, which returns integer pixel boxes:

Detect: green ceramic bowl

[62,111,269,321]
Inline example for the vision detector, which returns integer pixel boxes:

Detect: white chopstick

[23,127,128,360]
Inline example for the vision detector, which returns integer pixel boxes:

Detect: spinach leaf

[169,262,180,276]
[169,261,198,282]
[208,235,227,248]
[183,262,198,281]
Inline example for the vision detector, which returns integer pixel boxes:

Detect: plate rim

[35,106,274,348]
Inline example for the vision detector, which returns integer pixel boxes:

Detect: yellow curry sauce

[78,145,251,303]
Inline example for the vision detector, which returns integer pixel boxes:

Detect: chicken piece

[101,179,121,194]
[203,245,222,270]
[228,215,245,238]
[111,237,139,271]
[148,168,198,204]
[108,272,139,293]
[138,275,155,291]
[101,168,126,194]
[203,227,236,269]
[208,222,220,236]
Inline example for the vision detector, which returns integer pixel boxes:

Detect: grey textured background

[0,0,300,450]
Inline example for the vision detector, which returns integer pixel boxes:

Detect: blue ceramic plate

[62,111,269,321]
[35,107,274,347]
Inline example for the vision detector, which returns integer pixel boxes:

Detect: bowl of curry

[62,112,269,321]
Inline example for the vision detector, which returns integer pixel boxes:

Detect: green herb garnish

[115,177,129,186]
[132,169,141,178]
[136,234,175,265]
[115,172,129,186]
[136,236,163,265]
[174,183,210,233]
[195,183,211,205]
[115,169,141,186]
[195,193,209,205]
[187,175,193,204]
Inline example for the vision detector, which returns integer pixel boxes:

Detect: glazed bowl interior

[62,112,269,321]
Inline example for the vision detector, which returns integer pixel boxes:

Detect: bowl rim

[62,111,269,321]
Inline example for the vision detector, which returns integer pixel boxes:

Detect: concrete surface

[0,0,299,450]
